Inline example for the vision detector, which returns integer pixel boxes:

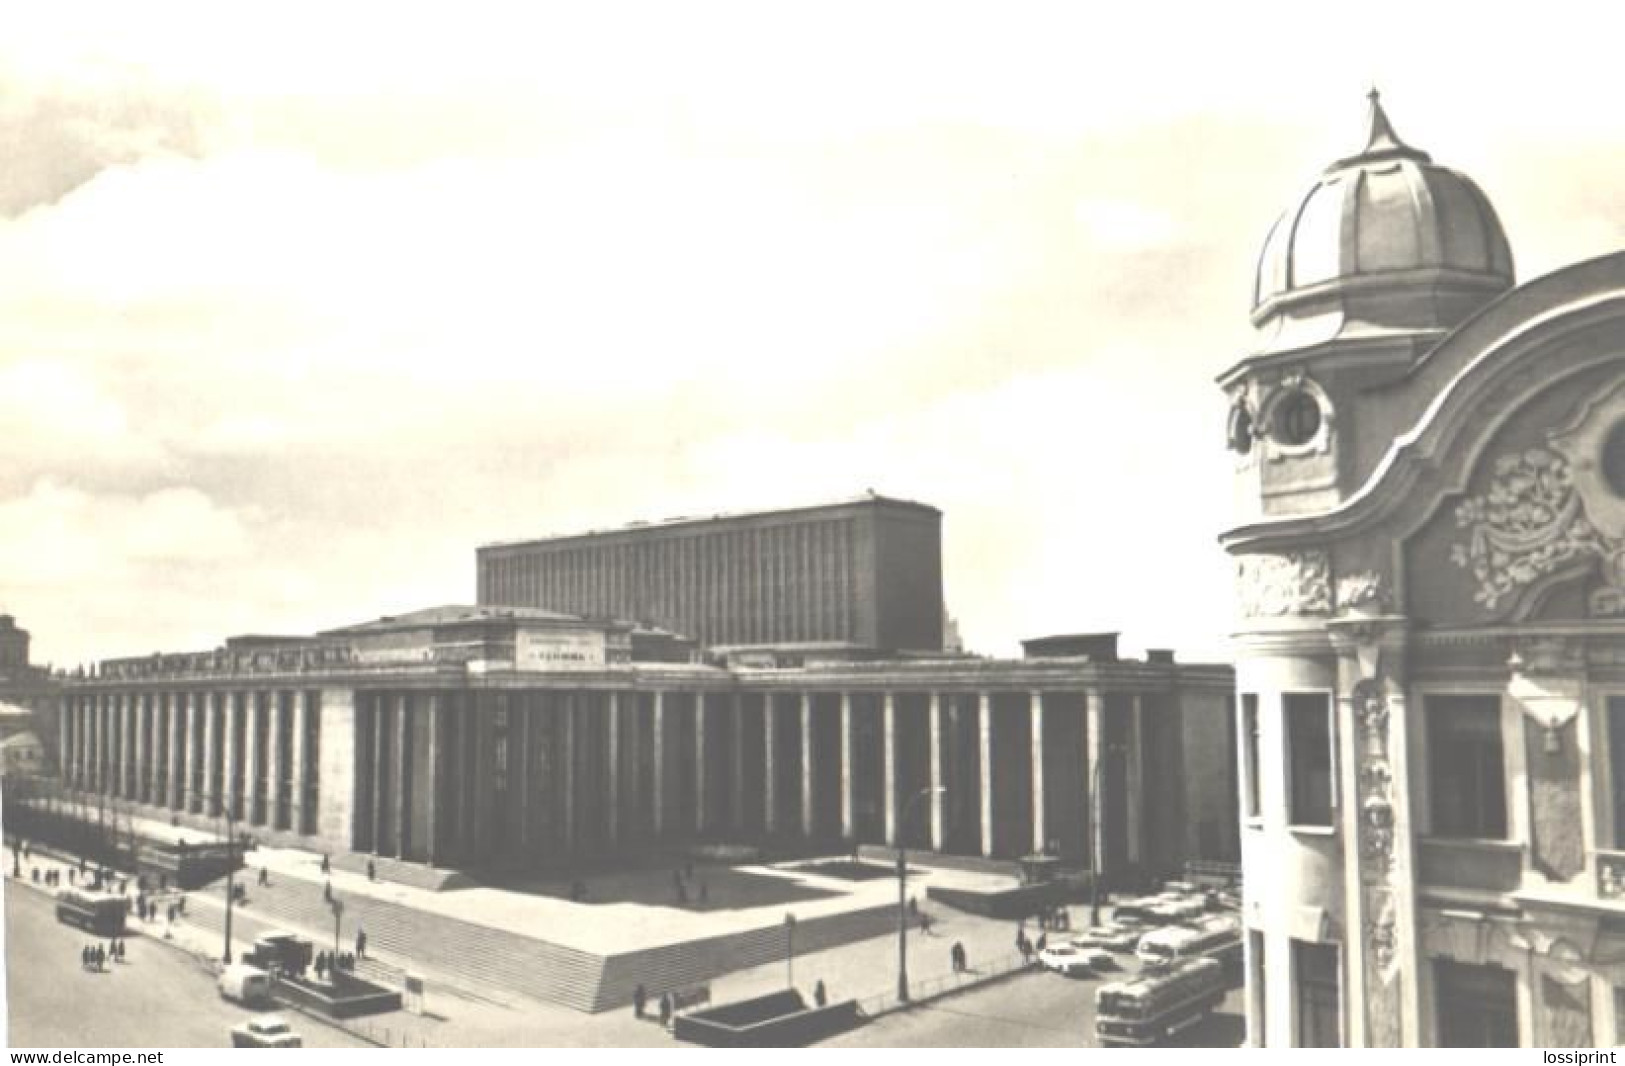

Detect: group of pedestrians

[670,864,708,907]
[80,940,126,971]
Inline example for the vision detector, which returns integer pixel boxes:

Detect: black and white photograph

[3,0,1625,1051]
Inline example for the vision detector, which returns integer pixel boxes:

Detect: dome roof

[1252,92,1514,337]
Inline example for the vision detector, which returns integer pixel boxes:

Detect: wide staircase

[181,863,901,1013]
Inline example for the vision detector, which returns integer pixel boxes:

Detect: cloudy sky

[4,1,1624,666]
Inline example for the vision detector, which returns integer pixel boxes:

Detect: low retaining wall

[674,990,861,1047]
[275,976,403,1019]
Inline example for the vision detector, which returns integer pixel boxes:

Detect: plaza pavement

[7,838,1051,1047]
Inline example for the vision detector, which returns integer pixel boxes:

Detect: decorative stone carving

[1236,551,1333,617]
[1367,908,1398,975]
[1336,570,1391,614]
[1449,448,1606,610]
[1596,853,1625,899]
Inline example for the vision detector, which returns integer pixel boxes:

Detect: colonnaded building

[1224,93,1625,1047]
[50,502,1236,888]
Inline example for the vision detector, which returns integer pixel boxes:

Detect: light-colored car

[1074,922,1142,953]
[1038,942,1110,978]
[230,1015,303,1048]
[217,964,274,1007]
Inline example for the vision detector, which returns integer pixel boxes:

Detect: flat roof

[478,492,940,552]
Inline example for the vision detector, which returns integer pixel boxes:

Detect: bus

[55,888,129,936]
[1135,915,1242,969]
[1095,957,1227,1046]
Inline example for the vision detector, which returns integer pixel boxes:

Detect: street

[5,883,370,1048]
[820,963,1247,1048]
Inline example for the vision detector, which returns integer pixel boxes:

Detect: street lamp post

[897,786,945,1004]
[217,796,238,963]
[330,899,345,970]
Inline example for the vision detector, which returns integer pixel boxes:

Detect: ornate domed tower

[1222,93,1625,1048]
[1223,92,1514,521]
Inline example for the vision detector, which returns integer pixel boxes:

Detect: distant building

[0,730,45,779]
[1223,93,1625,1047]
[0,614,28,671]
[476,494,944,653]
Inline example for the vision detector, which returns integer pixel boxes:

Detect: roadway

[5,883,370,1048]
[820,963,1246,1048]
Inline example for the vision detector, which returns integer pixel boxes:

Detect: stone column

[839,691,855,840]
[370,694,385,853]
[883,690,898,845]
[167,693,185,810]
[245,691,264,826]
[731,692,746,832]
[148,694,163,804]
[694,691,708,834]
[800,691,815,837]
[1085,688,1104,880]
[264,691,283,830]
[182,692,198,812]
[290,690,309,836]
[979,690,994,858]
[203,693,219,815]
[131,693,147,802]
[1030,690,1046,854]
[764,694,779,834]
[1127,693,1144,865]
[424,693,441,864]
[606,691,621,844]
[652,690,666,836]
[222,692,240,821]
[929,692,946,851]
[395,692,410,858]
[121,692,136,799]
[57,702,70,786]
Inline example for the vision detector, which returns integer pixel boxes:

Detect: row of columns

[61,683,1151,870]
[59,689,321,836]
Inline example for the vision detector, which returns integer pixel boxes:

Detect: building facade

[52,608,1234,884]
[1224,94,1625,1046]
[477,495,944,652]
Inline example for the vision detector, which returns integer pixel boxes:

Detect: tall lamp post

[216,796,238,963]
[897,786,945,1004]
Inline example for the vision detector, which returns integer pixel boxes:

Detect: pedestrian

[814,979,828,1007]
[919,911,932,936]
[1036,933,1048,954]
[323,880,332,903]
[908,896,919,917]
[356,928,368,959]
[80,945,88,970]
[94,944,104,971]
[632,982,647,1019]
[320,853,331,875]
[366,859,376,882]
[659,992,673,1028]
[258,866,268,887]
[949,943,960,973]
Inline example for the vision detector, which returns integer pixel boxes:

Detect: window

[1604,420,1625,497]
[1427,695,1506,839]
[1273,390,1322,445]
[1242,694,1262,820]
[1286,693,1333,827]
[1435,960,1518,1047]
[1293,941,1341,1047]
[1610,698,1625,848]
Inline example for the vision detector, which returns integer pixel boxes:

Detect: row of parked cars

[1038,882,1240,979]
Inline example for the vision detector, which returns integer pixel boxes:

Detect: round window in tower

[1602,419,1625,497]
[1272,389,1322,446]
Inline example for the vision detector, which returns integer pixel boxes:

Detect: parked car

[1038,941,1111,977]
[1074,922,1143,953]
[218,963,274,1007]
[230,1015,302,1048]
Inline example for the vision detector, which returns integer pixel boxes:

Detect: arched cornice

[1222,252,1625,558]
